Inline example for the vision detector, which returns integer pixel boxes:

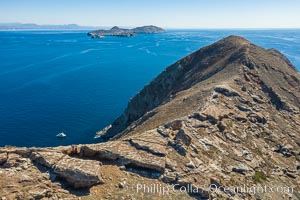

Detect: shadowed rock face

[1,35,300,199]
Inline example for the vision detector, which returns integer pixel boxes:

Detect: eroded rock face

[0,151,75,199]
[80,133,167,173]
[54,156,103,188]
[214,85,241,97]
[0,153,7,165]
[30,151,66,168]
[129,129,168,155]
[2,153,23,168]
[30,151,103,188]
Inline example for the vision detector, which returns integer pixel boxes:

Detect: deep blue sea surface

[0,29,299,147]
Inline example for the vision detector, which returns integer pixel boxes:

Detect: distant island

[87,25,166,38]
[0,23,103,30]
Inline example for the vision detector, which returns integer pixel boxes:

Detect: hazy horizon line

[1,22,300,30]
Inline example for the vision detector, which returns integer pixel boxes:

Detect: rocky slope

[1,36,300,200]
[87,25,165,38]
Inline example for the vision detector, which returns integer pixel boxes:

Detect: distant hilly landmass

[0,23,103,30]
[87,25,166,38]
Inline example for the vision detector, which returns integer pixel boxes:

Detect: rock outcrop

[31,151,103,188]
[1,35,300,199]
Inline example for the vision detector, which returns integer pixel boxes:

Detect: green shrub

[253,171,267,183]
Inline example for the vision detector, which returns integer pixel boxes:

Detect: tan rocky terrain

[0,36,299,200]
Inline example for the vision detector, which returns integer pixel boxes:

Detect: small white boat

[56,132,67,138]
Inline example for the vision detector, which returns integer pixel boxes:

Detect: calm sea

[0,29,299,147]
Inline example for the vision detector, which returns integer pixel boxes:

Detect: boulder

[162,171,177,183]
[273,144,294,157]
[231,164,251,175]
[168,140,188,156]
[166,120,183,130]
[2,153,23,168]
[236,104,251,112]
[54,156,103,188]
[175,128,192,146]
[224,131,241,143]
[186,161,196,169]
[30,151,66,168]
[189,113,207,121]
[28,188,51,199]
[214,85,240,97]
[165,157,177,171]
[31,151,103,188]
[251,95,265,104]
[157,126,169,137]
[247,113,267,124]
[235,116,247,123]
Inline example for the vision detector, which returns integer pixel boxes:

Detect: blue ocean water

[0,29,299,147]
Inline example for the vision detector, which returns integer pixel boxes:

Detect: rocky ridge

[1,36,300,199]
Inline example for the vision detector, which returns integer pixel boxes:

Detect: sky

[0,0,299,29]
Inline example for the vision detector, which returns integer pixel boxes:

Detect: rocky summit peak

[1,36,300,199]
[219,35,251,45]
[99,35,299,139]
[110,26,120,30]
